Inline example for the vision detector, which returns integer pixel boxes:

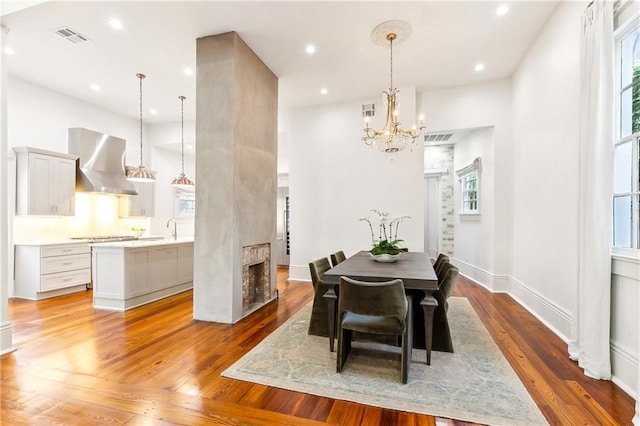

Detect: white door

[424,176,441,258]
[276,187,290,266]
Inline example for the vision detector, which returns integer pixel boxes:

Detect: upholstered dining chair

[433,254,449,285]
[432,262,459,353]
[330,250,346,267]
[336,276,413,384]
[433,253,449,278]
[308,257,334,337]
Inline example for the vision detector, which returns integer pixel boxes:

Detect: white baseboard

[610,340,638,399]
[509,276,571,342]
[288,265,311,282]
[1,321,15,355]
[451,258,509,292]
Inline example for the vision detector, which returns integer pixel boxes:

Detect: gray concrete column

[1,26,15,354]
[193,32,277,323]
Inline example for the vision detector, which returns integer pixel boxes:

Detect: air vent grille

[424,133,453,143]
[53,27,90,44]
[361,103,376,117]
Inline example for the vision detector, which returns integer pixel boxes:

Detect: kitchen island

[91,238,194,310]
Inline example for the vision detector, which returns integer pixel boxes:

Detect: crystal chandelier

[127,73,156,182]
[171,95,195,189]
[362,26,425,154]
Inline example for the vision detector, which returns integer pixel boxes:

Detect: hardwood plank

[2,267,635,425]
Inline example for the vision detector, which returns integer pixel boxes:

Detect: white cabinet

[13,147,78,216]
[119,171,155,217]
[93,240,193,310]
[14,243,91,299]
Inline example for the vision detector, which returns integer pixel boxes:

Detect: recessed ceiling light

[109,18,123,29]
[150,109,158,115]
[306,44,316,55]
[184,67,193,76]
[496,4,509,16]
[320,88,328,95]
[90,84,101,91]
[3,46,15,55]
[474,63,485,72]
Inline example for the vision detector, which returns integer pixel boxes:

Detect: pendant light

[171,95,195,189]
[127,73,156,182]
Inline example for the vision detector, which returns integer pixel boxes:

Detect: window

[456,158,482,215]
[175,191,195,217]
[613,17,640,253]
[461,172,478,213]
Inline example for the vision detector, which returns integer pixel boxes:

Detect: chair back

[330,251,346,267]
[433,253,449,274]
[438,263,459,301]
[309,258,331,286]
[338,276,407,322]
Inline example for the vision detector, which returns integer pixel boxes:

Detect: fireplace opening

[242,243,272,316]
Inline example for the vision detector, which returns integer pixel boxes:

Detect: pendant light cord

[137,73,146,167]
[179,95,186,174]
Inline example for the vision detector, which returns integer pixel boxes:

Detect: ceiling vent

[53,27,90,44]
[361,103,376,117]
[424,133,453,143]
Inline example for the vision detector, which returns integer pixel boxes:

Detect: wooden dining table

[322,250,444,365]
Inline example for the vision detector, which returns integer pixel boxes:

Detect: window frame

[612,11,640,256]
[455,157,482,217]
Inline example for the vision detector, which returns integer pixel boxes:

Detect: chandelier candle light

[171,95,195,189]
[127,73,156,182]
[363,21,425,154]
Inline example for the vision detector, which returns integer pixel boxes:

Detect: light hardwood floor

[1,267,635,425]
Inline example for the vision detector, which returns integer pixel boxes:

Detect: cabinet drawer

[40,268,91,292]
[41,244,90,257]
[41,253,91,274]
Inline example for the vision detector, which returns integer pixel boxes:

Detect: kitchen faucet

[166,218,177,240]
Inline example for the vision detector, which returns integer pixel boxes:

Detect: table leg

[324,287,338,352]
[420,292,438,365]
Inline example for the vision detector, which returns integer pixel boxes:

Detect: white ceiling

[1,1,559,124]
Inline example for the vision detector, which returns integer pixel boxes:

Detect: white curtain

[568,0,614,380]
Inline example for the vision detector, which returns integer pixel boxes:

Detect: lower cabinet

[14,243,91,300]
[93,241,193,310]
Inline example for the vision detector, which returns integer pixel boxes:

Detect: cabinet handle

[63,278,73,282]
[62,249,72,252]
[62,262,72,265]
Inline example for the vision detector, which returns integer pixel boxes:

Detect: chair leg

[337,328,351,373]
[401,299,414,384]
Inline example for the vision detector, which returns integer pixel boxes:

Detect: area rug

[222,297,548,425]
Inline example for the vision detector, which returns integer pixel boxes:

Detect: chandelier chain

[389,36,393,91]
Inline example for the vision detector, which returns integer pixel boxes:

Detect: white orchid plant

[359,210,411,255]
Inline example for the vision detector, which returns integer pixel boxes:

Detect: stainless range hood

[68,128,138,196]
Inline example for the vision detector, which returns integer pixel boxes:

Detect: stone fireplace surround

[242,243,272,316]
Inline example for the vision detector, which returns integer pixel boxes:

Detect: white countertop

[90,237,194,248]
[14,235,174,246]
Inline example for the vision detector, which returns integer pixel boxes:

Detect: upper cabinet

[119,166,155,217]
[13,147,78,216]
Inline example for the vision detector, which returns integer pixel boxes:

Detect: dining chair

[336,276,413,384]
[433,253,449,274]
[308,257,334,337]
[432,262,459,352]
[330,250,346,267]
[435,255,451,283]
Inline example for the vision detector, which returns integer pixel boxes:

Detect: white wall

[147,121,195,238]
[510,0,582,339]
[289,87,424,280]
[510,1,639,397]
[453,127,495,282]
[419,79,513,290]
